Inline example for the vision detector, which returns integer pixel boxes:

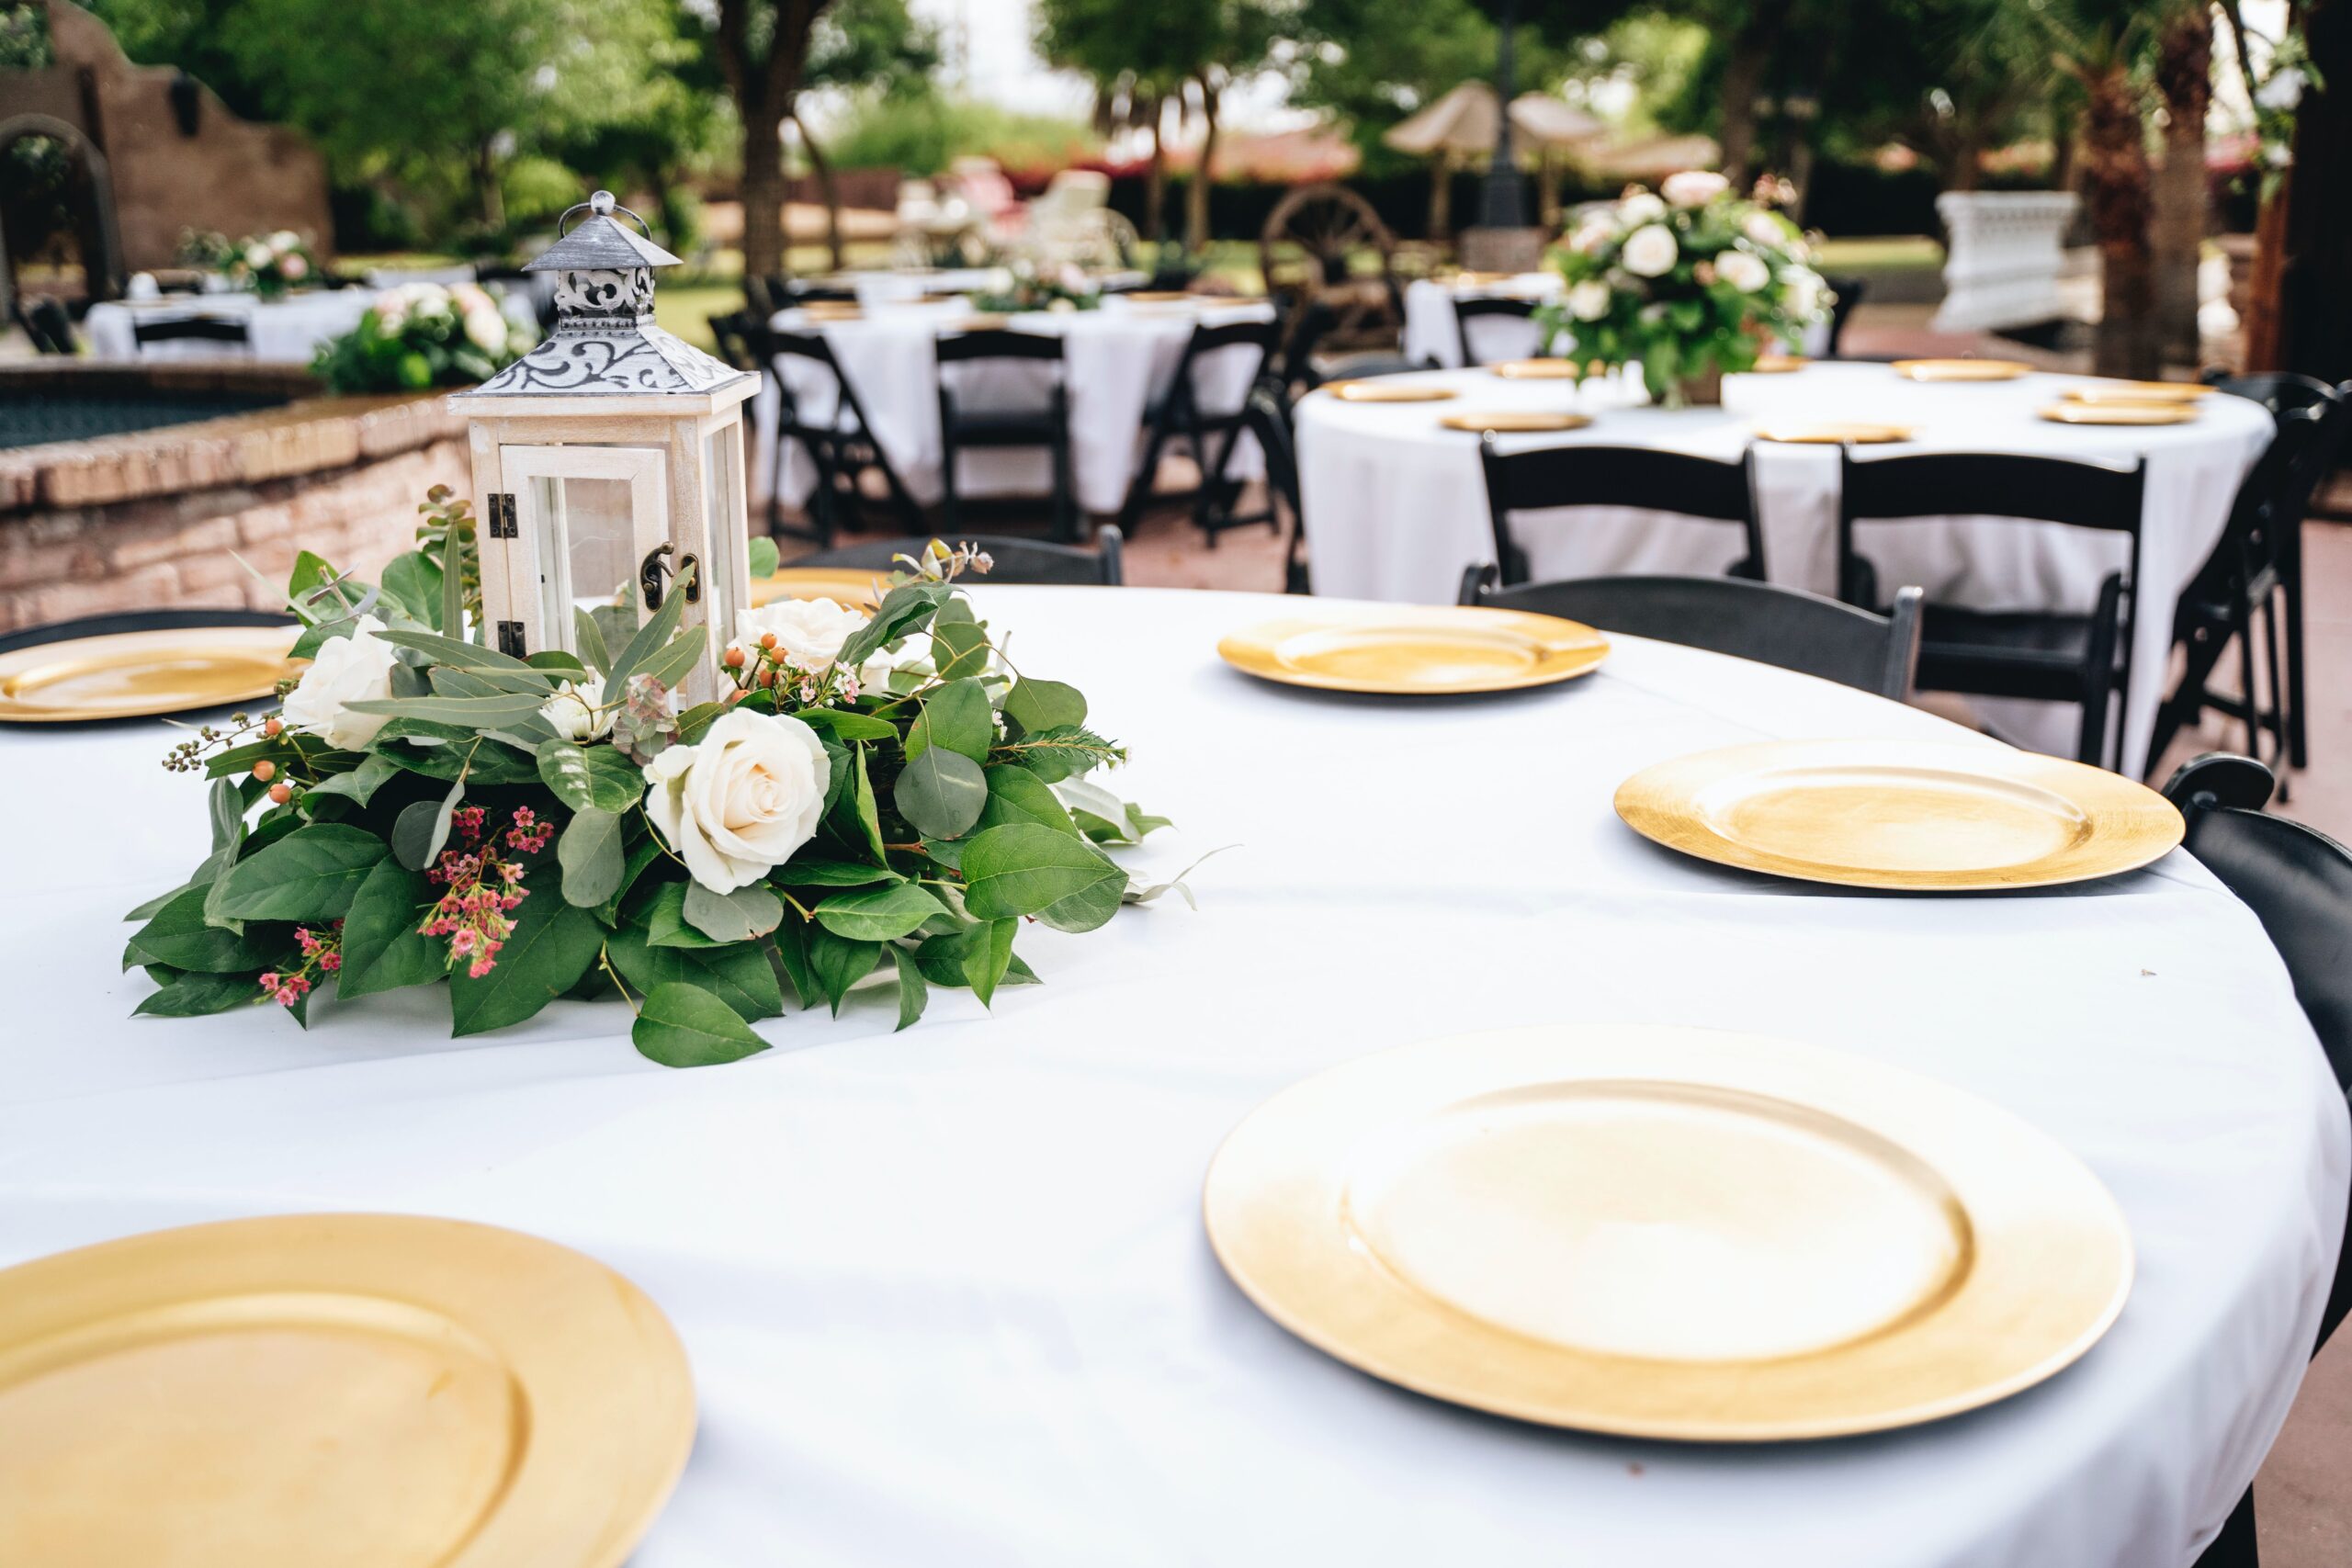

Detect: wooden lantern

[451,191,757,704]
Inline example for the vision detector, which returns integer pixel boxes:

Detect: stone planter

[1931,191,2079,333]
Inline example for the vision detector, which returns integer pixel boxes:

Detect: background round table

[84,288,538,365]
[1295,363,2274,768]
[0,586,2339,1567]
[753,296,1273,516]
[1401,276,1837,367]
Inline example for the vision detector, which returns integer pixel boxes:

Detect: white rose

[1621,225,1679,278]
[641,709,829,894]
[733,595,867,672]
[2257,67,2305,111]
[1785,266,1826,318]
[1718,251,1771,292]
[1618,192,1667,225]
[268,230,300,253]
[243,243,273,270]
[1744,212,1790,248]
[1662,170,1731,208]
[855,630,934,694]
[278,253,308,282]
[539,678,612,742]
[464,305,509,353]
[1567,279,1613,321]
[279,614,399,750]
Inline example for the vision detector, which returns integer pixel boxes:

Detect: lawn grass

[1811,235,1946,275]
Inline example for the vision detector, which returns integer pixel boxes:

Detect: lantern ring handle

[558,189,654,241]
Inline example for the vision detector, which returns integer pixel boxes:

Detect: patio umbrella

[1384,85,1608,235]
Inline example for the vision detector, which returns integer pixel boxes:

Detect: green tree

[1036,0,1191,241]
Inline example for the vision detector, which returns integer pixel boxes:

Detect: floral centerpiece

[311,282,536,393]
[186,229,322,299]
[125,526,1181,1068]
[1536,171,1832,409]
[970,260,1101,315]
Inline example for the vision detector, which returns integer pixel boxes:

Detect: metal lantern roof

[455,190,750,405]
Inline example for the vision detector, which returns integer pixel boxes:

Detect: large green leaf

[537,740,645,815]
[447,893,603,1036]
[747,536,780,580]
[391,777,466,871]
[380,551,445,628]
[846,744,888,860]
[1002,676,1086,735]
[606,928,784,1021]
[808,927,882,1015]
[375,626,540,679]
[888,947,929,1032]
[374,726,539,784]
[632,625,709,694]
[304,752,402,809]
[895,745,987,840]
[601,577,692,703]
[641,881,724,948]
[903,677,992,764]
[130,885,280,972]
[977,766,1080,838]
[775,858,899,887]
[838,581,951,670]
[631,981,771,1067]
[797,708,899,743]
[558,809,628,908]
[572,606,613,674]
[958,824,1127,932]
[912,919,1018,1006]
[684,881,785,942]
[814,881,943,942]
[335,858,445,999]
[343,693,551,728]
[212,824,386,922]
[134,968,260,1019]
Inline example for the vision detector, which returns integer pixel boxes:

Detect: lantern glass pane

[704,420,748,601]
[549,475,638,620]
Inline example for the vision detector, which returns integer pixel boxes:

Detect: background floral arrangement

[126,529,1180,1067]
[311,281,535,393]
[179,229,321,299]
[1535,171,1833,408]
[970,260,1101,315]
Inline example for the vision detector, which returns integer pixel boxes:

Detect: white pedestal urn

[1931,191,2079,333]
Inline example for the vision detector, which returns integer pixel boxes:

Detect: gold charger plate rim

[0,1213,695,1568]
[1754,423,1916,445]
[747,566,888,609]
[1490,358,1579,379]
[1217,605,1609,694]
[1326,380,1458,403]
[1891,358,2032,381]
[1437,411,1594,434]
[2063,380,2212,404]
[2039,402,2199,426]
[0,625,303,724]
[1203,1023,2133,1441]
[1613,738,2184,890]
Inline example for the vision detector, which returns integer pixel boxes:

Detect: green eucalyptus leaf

[134,968,261,1019]
[558,808,628,908]
[602,580,692,703]
[894,745,987,840]
[304,752,402,808]
[631,981,772,1067]
[642,882,725,948]
[130,885,281,972]
[814,881,944,942]
[838,581,951,670]
[796,707,899,743]
[336,858,445,998]
[391,778,464,871]
[958,824,1127,932]
[808,927,882,1016]
[912,918,1017,1006]
[572,606,613,674]
[889,946,929,1032]
[372,628,540,679]
[903,677,992,764]
[447,893,603,1036]
[212,824,387,921]
[747,536,781,580]
[537,739,645,815]
[683,880,785,942]
[632,624,709,694]
[606,928,784,1021]
[1003,676,1086,733]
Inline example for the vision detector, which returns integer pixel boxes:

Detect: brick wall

[0,378,464,631]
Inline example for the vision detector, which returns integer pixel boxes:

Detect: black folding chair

[935,329,1076,543]
[130,314,252,350]
[1240,383,1308,593]
[13,298,77,355]
[1478,437,1767,587]
[2166,752,2352,1568]
[1462,570,1923,701]
[753,321,923,546]
[707,310,758,372]
[797,529,1123,586]
[1119,318,1278,542]
[1823,276,1867,357]
[1453,295,1542,367]
[1838,449,2147,770]
[1298,351,1426,389]
[2146,403,2340,779]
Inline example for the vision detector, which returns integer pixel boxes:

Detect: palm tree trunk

[1716,0,1794,184]
[2153,3,2212,366]
[2082,64,2160,378]
[1142,96,1167,243]
[1186,79,1221,254]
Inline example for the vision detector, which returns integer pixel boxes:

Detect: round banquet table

[0,586,2342,1568]
[1295,362,2275,770]
[83,289,538,365]
[752,295,1273,517]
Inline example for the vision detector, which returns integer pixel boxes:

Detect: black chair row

[11,298,77,355]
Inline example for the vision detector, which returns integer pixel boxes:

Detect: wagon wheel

[1259,183,1400,356]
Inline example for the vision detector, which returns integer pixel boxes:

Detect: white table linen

[753,297,1274,516]
[1403,276,1836,368]
[85,289,539,365]
[1296,363,2273,768]
[0,585,2340,1568]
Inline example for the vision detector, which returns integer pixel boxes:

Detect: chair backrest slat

[1479,440,1765,584]
[1453,296,1540,366]
[1464,570,1921,700]
[937,328,1065,365]
[1839,450,2146,531]
[131,315,250,345]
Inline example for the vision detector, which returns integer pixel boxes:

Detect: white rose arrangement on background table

[1537,170,1833,408]
[126,536,1179,1066]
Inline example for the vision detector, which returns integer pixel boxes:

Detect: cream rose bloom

[243,243,273,270]
[1621,224,1679,278]
[464,305,509,354]
[733,595,867,671]
[1566,279,1612,321]
[1744,212,1789,248]
[641,709,830,893]
[1618,191,1667,225]
[855,630,934,694]
[1717,251,1772,292]
[1662,170,1731,208]
[539,678,612,742]
[279,615,400,750]
[279,253,309,282]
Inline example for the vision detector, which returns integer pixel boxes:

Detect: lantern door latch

[486,492,518,539]
[639,544,700,611]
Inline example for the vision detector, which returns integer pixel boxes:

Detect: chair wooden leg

[1052,428,1078,544]
[939,434,961,538]
[1119,416,1174,533]
[2283,527,2309,769]
[2147,621,2231,777]
[2192,1486,2260,1568]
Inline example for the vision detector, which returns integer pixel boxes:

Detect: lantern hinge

[487,492,518,539]
[496,620,526,657]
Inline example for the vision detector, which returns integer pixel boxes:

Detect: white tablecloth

[0,586,2341,1568]
[1296,364,2274,769]
[753,297,1274,516]
[85,289,539,365]
[1403,276,1836,368]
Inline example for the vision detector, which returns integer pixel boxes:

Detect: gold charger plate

[1491,358,1578,380]
[1893,358,2031,382]
[2040,401,2199,427]
[1755,422,1916,445]
[1124,290,1195,304]
[2064,380,2212,406]
[1614,738,2183,890]
[1204,1023,2132,1441]
[0,625,302,724]
[798,303,863,322]
[748,566,887,609]
[0,1213,695,1568]
[1749,354,1809,374]
[1218,605,1607,694]
[1327,380,1457,404]
[1437,410,1593,434]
